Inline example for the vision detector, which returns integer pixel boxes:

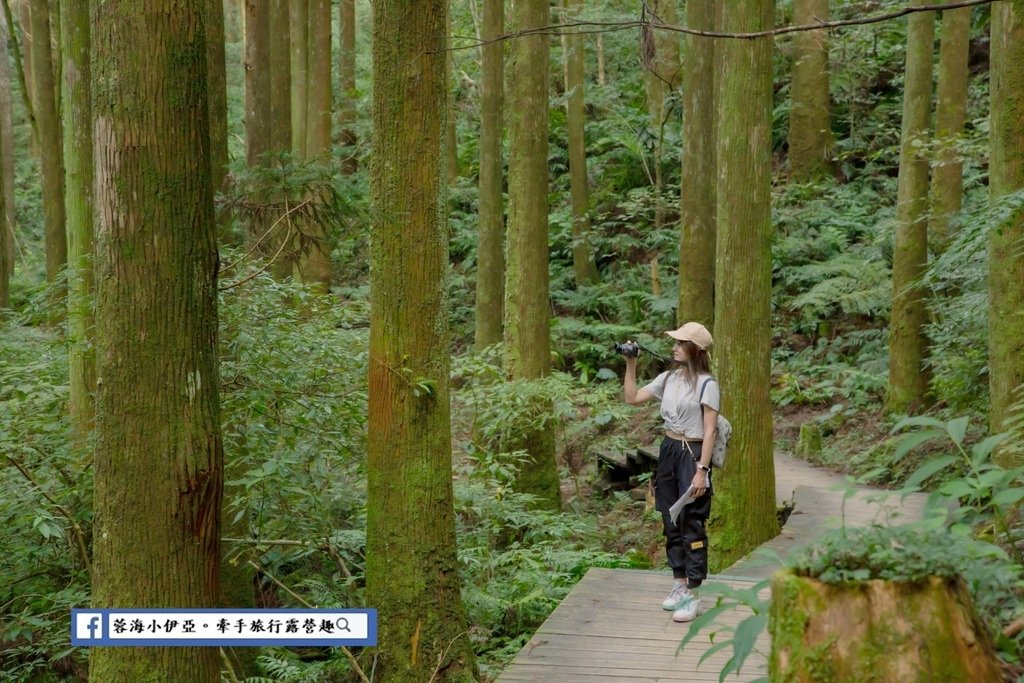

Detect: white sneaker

[672,594,702,622]
[661,581,689,611]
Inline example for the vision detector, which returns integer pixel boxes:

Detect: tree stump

[770,570,1003,682]
[796,421,822,458]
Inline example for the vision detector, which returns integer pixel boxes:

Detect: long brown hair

[672,340,712,390]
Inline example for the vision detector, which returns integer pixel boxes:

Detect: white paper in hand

[668,485,697,525]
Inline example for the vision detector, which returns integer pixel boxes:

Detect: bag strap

[698,377,713,416]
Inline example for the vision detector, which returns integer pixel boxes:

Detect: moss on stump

[769,570,1002,682]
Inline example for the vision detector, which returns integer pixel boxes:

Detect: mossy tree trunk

[642,0,680,238]
[927,6,969,254]
[474,0,504,350]
[678,0,716,328]
[205,0,229,241]
[0,15,13,296]
[290,0,308,160]
[298,0,332,292]
[710,0,779,568]
[770,572,1003,682]
[365,0,478,677]
[560,0,598,286]
[90,2,223,680]
[338,0,357,173]
[989,0,1024,445]
[269,0,290,155]
[29,0,65,295]
[505,0,561,510]
[887,3,935,415]
[244,0,270,181]
[787,0,832,181]
[61,0,93,445]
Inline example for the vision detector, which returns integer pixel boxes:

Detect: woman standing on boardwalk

[621,321,720,623]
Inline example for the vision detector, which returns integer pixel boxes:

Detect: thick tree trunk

[61,0,94,444]
[205,0,229,240]
[366,0,477,677]
[505,0,561,510]
[338,0,357,172]
[29,0,65,292]
[710,0,779,568]
[788,0,832,180]
[298,0,332,292]
[269,0,290,155]
[887,3,935,415]
[989,0,1024,443]
[927,6,969,254]
[770,572,1002,682]
[560,0,598,286]
[90,2,223,681]
[678,0,716,328]
[290,0,308,160]
[18,0,33,153]
[446,12,458,186]
[474,0,504,350]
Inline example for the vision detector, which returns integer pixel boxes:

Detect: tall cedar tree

[678,0,716,328]
[927,6,969,254]
[989,0,1024,444]
[561,0,599,286]
[244,0,271,246]
[61,0,94,443]
[505,0,561,509]
[1,15,13,284]
[787,0,832,180]
[365,0,478,677]
[29,0,65,293]
[291,0,309,159]
[711,0,780,567]
[642,0,680,235]
[338,0,357,172]
[474,0,504,349]
[205,0,229,240]
[887,4,935,414]
[298,0,332,291]
[89,2,223,681]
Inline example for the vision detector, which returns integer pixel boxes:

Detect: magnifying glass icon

[335,617,351,633]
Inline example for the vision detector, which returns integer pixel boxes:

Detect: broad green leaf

[946,416,970,446]
[891,430,944,463]
[905,455,957,488]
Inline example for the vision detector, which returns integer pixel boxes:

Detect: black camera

[614,342,640,358]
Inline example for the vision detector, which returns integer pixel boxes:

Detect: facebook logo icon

[73,612,104,642]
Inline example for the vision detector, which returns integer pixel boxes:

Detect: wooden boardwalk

[497,451,929,682]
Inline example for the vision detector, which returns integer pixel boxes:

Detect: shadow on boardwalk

[497,450,929,682]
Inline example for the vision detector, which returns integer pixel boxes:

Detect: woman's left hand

[691,470,708,497]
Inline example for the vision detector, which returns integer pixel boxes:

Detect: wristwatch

[698,464,711,473]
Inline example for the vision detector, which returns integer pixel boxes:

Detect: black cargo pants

[654,435,712,587]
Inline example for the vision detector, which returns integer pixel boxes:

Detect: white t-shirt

[643,371,721,439]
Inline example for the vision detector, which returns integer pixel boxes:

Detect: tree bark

[988,0,1024,443]
[61,0,94,444]
[290,0,308,160]
[505,0,561,510]
[561,0,598,286]
[927,6,969,254]
[244,0,270,168]
[29,0,65,293]
[710,0,779,568]
[0,14,14,282]
[770,572,1002,682]
[338,0,357,172]
[643,0,680,238]
[474,0,504,350]
[269,0,291,155]
[678,0,716,328]
[90,2,223,681]
[18,0,33,153]
[446,12,458,186]
[205,0,229,241]
[366,0,478,676]
[887,2,935,415]
[788,0,832,180]
[298,0,332,292]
